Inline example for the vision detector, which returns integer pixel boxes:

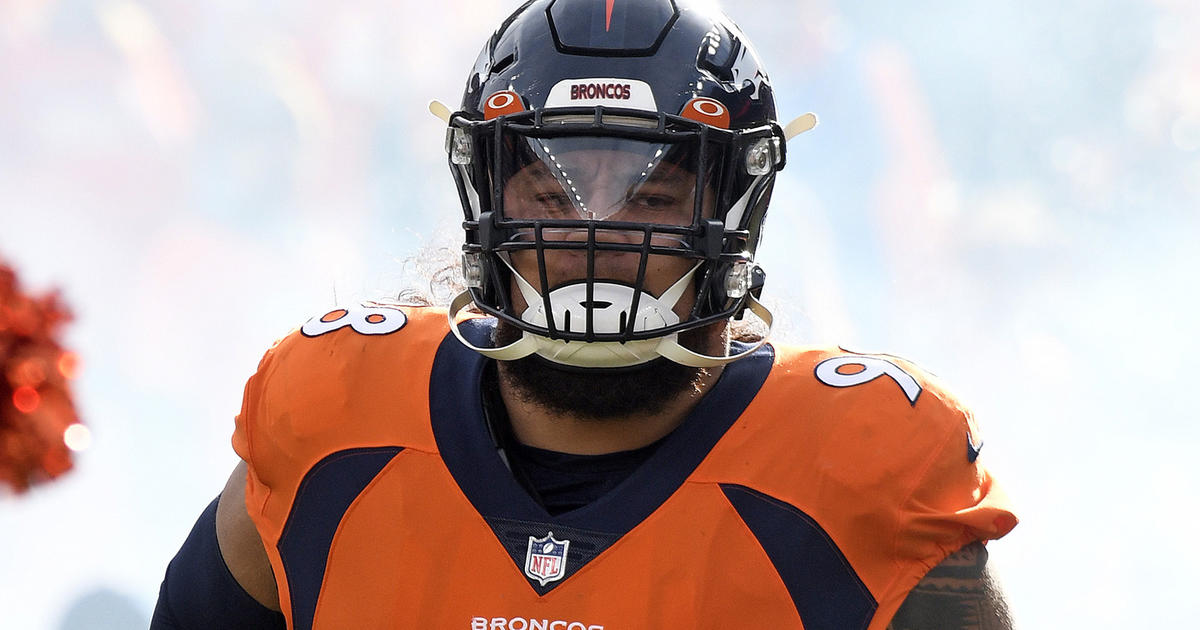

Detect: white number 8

[301,306,408,337]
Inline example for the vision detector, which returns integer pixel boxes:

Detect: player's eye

[534,192,573,213]
[627,193,679,210]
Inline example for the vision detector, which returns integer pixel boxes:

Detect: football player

[153,1,1017,628]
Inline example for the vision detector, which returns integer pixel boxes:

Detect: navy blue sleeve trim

[150,495,286,630]
[721,484,877,630]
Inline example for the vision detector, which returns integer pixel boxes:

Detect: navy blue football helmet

[445,0,789,369]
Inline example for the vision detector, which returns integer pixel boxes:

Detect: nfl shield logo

[524,532,570,586]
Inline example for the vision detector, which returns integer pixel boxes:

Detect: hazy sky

[2,0,1197,627]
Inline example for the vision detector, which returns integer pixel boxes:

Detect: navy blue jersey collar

[430,319,773,534]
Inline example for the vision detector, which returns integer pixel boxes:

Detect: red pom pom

[0,259,83,493]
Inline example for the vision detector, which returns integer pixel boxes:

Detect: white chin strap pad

[447,290,774,369]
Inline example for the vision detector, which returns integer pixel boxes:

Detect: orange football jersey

[233,305,1016,630]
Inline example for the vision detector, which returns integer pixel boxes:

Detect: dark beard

[493,321,717,421]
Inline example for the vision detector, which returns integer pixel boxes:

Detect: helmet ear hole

[491,51,517,75]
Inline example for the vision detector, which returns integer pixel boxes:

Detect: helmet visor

[499,133,717,228]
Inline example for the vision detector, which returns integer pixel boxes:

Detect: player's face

[502,149,700,225]
[501,143,714,314]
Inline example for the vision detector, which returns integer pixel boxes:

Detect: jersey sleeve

[231,333,289,544]
[897,405,1016,562]
[809,348,1018,560]
[875,361,1018,627]
[831,351,1017,566]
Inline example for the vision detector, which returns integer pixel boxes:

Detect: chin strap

[447,291,542,361]
[654,295,774,367]
[446,291,774,369]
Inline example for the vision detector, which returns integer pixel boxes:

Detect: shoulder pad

[766,345,981,462]
[234,304,448,511]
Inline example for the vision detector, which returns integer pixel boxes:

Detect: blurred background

[1,0,1196,627]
